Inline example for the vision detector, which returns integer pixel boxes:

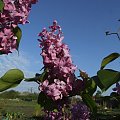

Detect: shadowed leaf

[82,93,97,114]
[97,69,120,91]
[38,92,57,110]
[13,26,22,51]
[85,78,97,96]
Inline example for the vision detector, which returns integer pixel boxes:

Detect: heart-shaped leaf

[0,69,24,92]
[97,69,120,91]
[101,53,120,69]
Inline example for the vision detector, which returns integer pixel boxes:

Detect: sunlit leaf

[101,53,120,69]
[0,69,24,92]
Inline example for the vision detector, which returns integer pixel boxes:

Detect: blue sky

[0,0,120,94]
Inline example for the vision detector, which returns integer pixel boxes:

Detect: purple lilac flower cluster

[71,102,90,120]
[44,110,63,120]
[38,20,77,101]
[0,0,38,54]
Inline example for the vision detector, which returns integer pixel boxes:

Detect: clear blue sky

[1,0,120,94]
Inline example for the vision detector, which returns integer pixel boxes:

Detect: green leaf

[92,76,104,91]
[85,78,97,96]
[37,92,57,110]
[0,0,4,12]
[38,69,48,82]
[13,26,22,51]
[0,51,5,55]
[0,69,24,92]
[0,80,19,92]
[1,69,24,83]
[79,70,89,79]
[101,53,120,69]
[97,69,120,91]
[82,93,97,114]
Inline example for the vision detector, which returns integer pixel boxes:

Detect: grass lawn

[0,99,43,119]
[96,109,120,120]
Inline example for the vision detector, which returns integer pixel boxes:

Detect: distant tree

[0,90,20,99]
[110,92,119,97]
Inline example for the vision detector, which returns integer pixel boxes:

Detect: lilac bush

[0,1,119,120]
[37,20,92,120]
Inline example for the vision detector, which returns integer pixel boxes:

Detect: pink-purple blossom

[39,79,71,100]
[0,0,38,54]
[38,20,77,100]
[44,110,63,120]
[0,28,17,54]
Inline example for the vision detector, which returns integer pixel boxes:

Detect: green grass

[95,109,120,120]
[0,99,43,119]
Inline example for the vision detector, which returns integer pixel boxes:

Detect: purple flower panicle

[71,102,90,120]
[38,20,77,100]
[44,110,63,120]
